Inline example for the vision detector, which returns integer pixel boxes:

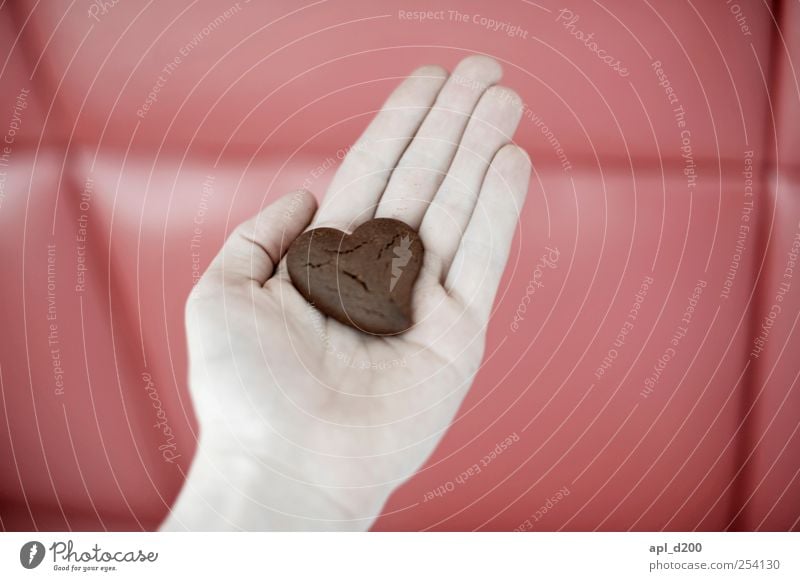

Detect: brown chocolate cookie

[286,218,424,335]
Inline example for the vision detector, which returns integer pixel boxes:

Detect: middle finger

[374,55,502,228]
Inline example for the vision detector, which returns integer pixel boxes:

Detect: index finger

[200,189,317,290]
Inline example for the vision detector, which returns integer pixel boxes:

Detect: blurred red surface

[0,0,797,531]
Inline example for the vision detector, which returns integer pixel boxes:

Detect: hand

[162,55,530,531]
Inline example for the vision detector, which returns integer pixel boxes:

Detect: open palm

[164,55,531,531]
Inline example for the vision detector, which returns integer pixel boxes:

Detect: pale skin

[161,55,531,531]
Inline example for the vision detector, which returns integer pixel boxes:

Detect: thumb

[203,189,317,287]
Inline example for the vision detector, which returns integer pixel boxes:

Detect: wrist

[162,429,389,531]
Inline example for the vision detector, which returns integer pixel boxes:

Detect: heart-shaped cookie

[286,218,424,335]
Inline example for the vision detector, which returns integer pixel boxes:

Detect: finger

[374,55,503,228]
[445,145,531,321]
[312,65,448,231]
[418,85,523,279]
[202,189,317,288]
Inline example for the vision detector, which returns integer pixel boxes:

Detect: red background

[0,0,798,531]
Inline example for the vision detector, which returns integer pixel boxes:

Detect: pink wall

[0,0,797,531]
